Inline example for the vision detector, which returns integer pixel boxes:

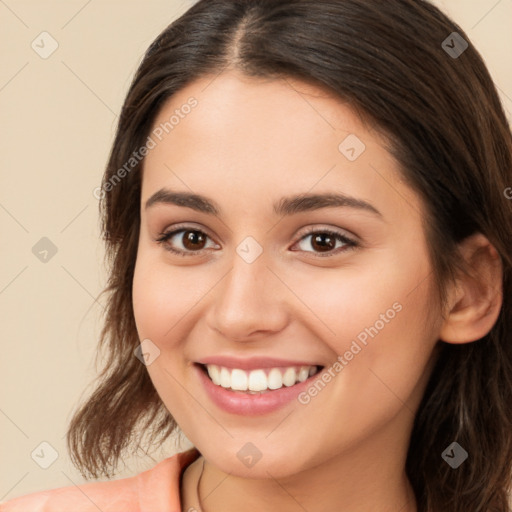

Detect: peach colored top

[0,448,201,512]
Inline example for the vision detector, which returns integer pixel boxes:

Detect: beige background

[1,0,511,502]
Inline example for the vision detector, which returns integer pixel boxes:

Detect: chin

[197,438,319,480]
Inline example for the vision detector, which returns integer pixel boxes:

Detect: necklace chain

[194,457,206,511]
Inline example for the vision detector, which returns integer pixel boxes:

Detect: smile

[194,356,326,415]
[202,364,322,393]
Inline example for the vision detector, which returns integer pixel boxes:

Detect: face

[132,70,443,479]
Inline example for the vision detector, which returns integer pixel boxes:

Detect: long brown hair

[66,1,512,509]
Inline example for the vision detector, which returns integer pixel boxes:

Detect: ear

[439,233,503,344]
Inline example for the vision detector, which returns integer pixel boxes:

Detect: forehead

[148,70,380,153]
[141,70,420,222]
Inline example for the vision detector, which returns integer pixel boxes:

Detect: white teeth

[207,364,221,385]
[282,367,297,387]
[204,364,320,392]
[231,369,248,391]
[219,367,231,388]
[248,369,267,391]
[298,367,310,382]
[267,368,283,390]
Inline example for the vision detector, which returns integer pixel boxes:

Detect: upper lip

[196,355,323,371]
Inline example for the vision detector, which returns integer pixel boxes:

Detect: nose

[206,251,289,342]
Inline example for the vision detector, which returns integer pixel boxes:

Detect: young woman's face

[132,70,443,478]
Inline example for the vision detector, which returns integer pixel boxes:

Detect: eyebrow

[144,188,383,219]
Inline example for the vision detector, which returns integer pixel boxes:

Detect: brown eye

[155,226,219,256]
[310,232,337,252]
[182,230,207,250]
[292,229,358,257]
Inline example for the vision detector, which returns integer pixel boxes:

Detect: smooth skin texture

[132,70,503,512]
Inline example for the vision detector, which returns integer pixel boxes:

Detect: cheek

[291,250,439,401]
[290,253,428,351]
[131,253,202,423]
[132,252,208,342]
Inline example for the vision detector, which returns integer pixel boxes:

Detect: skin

[132,69,503,512]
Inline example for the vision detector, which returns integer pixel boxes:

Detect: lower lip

[195,364,321,416]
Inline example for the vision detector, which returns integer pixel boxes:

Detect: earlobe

[438,233,503,344]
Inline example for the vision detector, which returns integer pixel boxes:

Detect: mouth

[194,357,327,415]
[195,363,324,394]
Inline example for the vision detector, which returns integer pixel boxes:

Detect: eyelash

[155,224,359,258]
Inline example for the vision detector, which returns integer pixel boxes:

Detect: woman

[2,0,511,511]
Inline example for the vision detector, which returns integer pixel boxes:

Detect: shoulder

[0,448,200,512]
